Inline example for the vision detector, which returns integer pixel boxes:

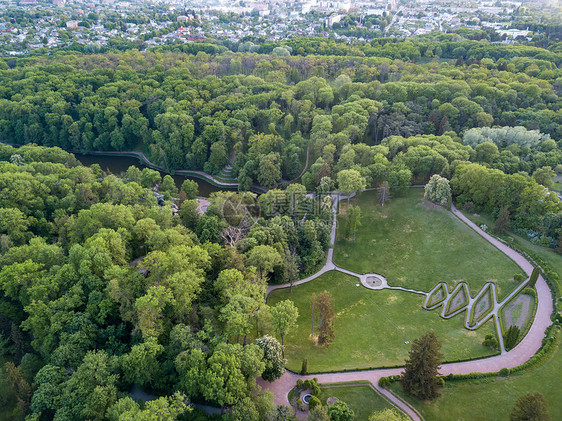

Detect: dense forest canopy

[0,44,559,246]
[0,143,335,419]
[0,37,560,420]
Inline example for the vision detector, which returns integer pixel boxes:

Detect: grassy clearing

[389,329,562,421]
[268,271,497,372]
[334,189,523,300]
[318,384,395,420]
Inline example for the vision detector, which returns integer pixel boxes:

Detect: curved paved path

[262,201,554,421]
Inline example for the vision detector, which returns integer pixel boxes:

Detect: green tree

[246,245,282,278]
[532,166,555,188]
[337,169,366,203]
[125,166,142,183]
[258,153,282,189]
[121,338,163,388]
[308,405,330,421]
[135,285,175,338]
[401,331,443,400]
[504,325,520,351]
[424,174,451,205]
[199,343,265,407]
[483,334,498,350]
[493,206,510,234]
[160,175,178,199]
[270,300,299,352]
[369,408,408,421]
[181,179,199,199]
[328,400,355,421]
[179,199,200,229]
[510,392,550,421]
[5,362,32,418]
[270,405,297,421]
[141,168,161,188]
[110,392,190,421]
[61,350,118,420]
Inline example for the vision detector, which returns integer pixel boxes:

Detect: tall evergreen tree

[504,325,521,351]
[401,331,443,400]
[494,206,510,234]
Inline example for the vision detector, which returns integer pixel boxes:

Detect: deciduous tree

[271,300,299,353]
[510,392,550,421]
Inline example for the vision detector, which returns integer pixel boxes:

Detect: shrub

[297,399,306,411]
[378,377,390,388]
[483,334,498,350]
[312,384,321,396]
[296,379,304,389]
[522,288,536,297]
[463,201,475,213]
[499,367,510,377]
[328,400,355,421]
[513,273,525,282]
[308,396,321,411]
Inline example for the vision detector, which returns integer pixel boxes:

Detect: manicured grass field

[268,271,497,372]
[389,331,562,421]
[334,189,524,300]
[318,384,396,420]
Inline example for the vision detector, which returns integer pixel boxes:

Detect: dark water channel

[74,153,228,197]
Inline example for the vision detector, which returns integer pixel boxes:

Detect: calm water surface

[74,153,230,197]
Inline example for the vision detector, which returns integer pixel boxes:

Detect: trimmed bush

[312,384,321,396]
[528,267,540,288]
[499,367,510,377]
[296,379,304,389]
[523,288,536,297]
[378,377,390,388]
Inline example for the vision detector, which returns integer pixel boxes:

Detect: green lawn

[389,330,562,421]
[268,271,497,372]
[334,190,524,300]
[318,384,396,420]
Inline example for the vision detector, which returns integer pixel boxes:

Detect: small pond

[74,153,230,197]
